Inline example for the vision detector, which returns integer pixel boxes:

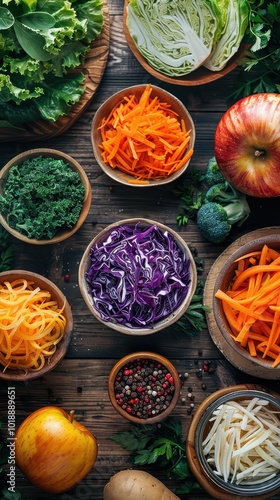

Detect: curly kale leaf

[0,156,86,240]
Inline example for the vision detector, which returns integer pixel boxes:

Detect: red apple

[15,406,98,494]
[214,93,280,197]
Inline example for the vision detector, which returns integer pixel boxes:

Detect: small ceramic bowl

[78,218,197,335]
[0,148,92,245]
[91,84,195,187]
[186,384,280,499]
[212,232,280,376]
[0,270,73,381]
[123,0,248,87]
[108,351,181,424]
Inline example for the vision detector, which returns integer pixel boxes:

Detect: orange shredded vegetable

[0,279,66,372]
[215,244,280,368]
[98,84,194,182]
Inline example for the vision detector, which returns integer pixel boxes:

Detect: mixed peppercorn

[114,358,176,419]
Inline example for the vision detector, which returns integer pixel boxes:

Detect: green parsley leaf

[111,417,201,495]
[230,0,280,99]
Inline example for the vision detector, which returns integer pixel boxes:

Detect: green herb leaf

[173,168,206,227]
[111,417,201,495]
[175,254,210,337]
[230,0,280,99]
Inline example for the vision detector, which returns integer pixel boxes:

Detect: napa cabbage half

[204,0,250,71]
[126,0,222,76]
[126,0,250,76]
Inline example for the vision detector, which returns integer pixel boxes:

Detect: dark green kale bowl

[0,148,92,245]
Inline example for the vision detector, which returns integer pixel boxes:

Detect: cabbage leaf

[86,223,191,328]
[126,0,221,76]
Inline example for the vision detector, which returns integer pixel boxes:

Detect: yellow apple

[15,406,98,494]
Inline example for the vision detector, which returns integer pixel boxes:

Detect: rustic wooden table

[1,0,280,499]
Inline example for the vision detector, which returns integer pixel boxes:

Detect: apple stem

[69,410,75,423]
[255,149,265,157]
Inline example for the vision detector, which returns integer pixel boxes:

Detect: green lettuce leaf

[0,72,85,124]
[0,73,44,103]
[0,0,104,126]
[34,72,85,121]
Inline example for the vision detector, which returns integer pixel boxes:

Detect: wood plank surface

[1,0,280,499]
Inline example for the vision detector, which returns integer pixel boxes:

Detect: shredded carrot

[98,84,194,182]
[0,279,66,373]
[215,244,280,367]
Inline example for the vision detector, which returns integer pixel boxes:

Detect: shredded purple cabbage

[85,223,191,328]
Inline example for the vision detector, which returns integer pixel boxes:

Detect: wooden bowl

[0,270,73,381]
[211,232,280,377]
[186,384,280,499]
[108,351,181,424]
[91,84,195,186]
[123,0,248,86]
[0,148,92,245]
[78,218,197,335]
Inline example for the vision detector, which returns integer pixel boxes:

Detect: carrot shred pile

[215,244,280,367]
[98,84,194,182]
[0,279,66,372]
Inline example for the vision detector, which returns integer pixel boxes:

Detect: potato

[103,469,180,500]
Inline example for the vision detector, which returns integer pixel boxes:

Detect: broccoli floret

[197,198,251,244]
[204,157,225,186]
[205,181,243,204]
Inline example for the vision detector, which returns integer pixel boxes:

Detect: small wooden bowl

[108,351,181,424]
[186,384,280,499]
[212,232,280,376]
[123,0,248,86]
[0,148,92,245]
[0,270,73,381]
[78,218,197,335]
[91,84,195,187]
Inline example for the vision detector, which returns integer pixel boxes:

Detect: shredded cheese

[0,279,66,372]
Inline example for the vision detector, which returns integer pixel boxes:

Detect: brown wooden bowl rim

[213,233,280,371]
[123,0,249,86]
[0,270,73,381]
[91,84,195,187]
[78,217,197,335]
[108,351,181,424]
[0,148,92,245]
